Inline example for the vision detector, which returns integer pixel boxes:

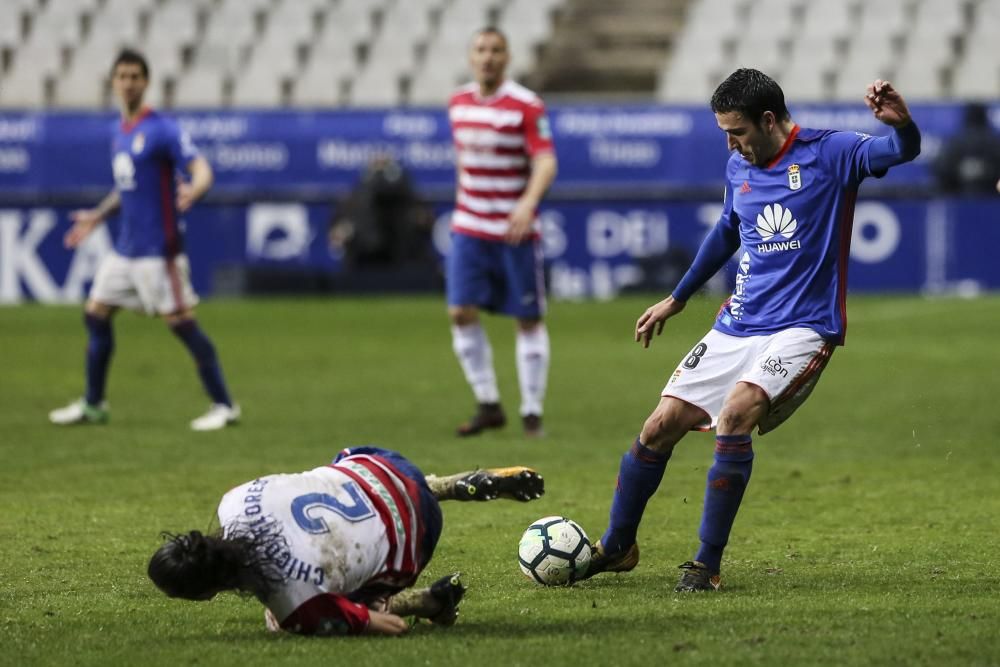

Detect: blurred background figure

[933,103,1000,196]
[328,155,438,292]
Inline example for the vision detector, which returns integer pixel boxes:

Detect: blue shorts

[446,232,546,319]
[333,446,442,567]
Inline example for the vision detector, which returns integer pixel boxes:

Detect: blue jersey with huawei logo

[713,125,887,345]
[111,108,199,258]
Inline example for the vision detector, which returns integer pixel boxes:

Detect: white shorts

[663,327,834,435]
[89,252,199,316]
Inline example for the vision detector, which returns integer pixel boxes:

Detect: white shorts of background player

[90,251,199,315]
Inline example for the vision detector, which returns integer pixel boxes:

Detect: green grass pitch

[2,294,999,666]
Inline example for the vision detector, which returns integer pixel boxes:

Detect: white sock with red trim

[516,324,549,417]
[451,323,500,404]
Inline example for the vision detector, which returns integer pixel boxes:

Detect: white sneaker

[49,398,109,425]
[190,403,241,431]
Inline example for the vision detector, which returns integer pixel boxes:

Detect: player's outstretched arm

[65,189,120,248]
[864,79,912,128]
[655,210,740,335]
[861,79,921,170]
[635,295,686,348]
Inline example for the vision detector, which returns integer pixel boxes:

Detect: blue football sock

[170,319,232,407]
[84,313,114,405]
[694,434,754,573]
[601,438,671,554]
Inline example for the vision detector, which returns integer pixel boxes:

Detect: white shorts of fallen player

[663,327,834,435]
[89,251,199,316]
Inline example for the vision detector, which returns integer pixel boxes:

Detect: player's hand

[864,80,912,128]
[635,296,686,348]
[366,611,410,636]
[176,182,199,212]
[505,198,536,245]
[264,608,282,633]
[64,209,102,248]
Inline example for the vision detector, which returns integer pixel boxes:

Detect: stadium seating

[0,0,996,109]
[658,0,999,103]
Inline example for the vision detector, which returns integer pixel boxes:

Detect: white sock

[451,323,500,404]
[516,324,549,417]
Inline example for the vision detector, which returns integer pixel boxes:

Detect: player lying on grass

[583,70,920,592]
[148,447,543,635]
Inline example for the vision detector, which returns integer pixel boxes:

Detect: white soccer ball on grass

[518,516,592,586]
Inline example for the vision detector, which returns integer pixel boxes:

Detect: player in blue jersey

[49,49,239,431]
[582,69,921,591]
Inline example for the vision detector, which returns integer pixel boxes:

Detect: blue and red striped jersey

[110,108,199,258]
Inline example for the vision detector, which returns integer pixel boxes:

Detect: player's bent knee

[639,419,674,453]
[516,318,543,332]
[717,384,770,434]
[85,300,115,319]
[163,309,195,326]
[640,402,693,452]
[448,306,479,327]
[642,397,709,450]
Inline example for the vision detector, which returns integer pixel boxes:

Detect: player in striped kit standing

[148,447,544,636]
[446,27,558,438]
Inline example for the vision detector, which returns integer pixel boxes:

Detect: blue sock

[84,313,114,405]
[600,438,671,554]
[170,320,233,407]
[694,434,754,573]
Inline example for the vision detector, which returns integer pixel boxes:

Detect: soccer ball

[517,516,592,586]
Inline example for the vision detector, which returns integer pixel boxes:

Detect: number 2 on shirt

[290,482,376,533]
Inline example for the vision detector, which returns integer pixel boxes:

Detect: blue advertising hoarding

[1,103,996,198]
[2,198,997,304]
[1,104,998,304]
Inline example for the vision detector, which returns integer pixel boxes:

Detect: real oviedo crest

[787,163,802,190]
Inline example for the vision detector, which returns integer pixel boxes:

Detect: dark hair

[148,529,285,601]
[711,68,790,126]
[473,26,508,48]
[112,48,150,79]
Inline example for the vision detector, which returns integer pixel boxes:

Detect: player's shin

[694,435,754,573]
[516,324,549,417]
[84,313,114,405]
[451,323,500,403]
[170,319,233,406]
[601,438,671,554]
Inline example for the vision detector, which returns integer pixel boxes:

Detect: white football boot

[190,403,241,431]
[49,398,109,425]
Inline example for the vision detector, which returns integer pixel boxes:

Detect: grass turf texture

[2,295,999,666]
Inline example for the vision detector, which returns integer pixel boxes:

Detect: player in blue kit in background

[49,49,239,431]
[582,69,921,590]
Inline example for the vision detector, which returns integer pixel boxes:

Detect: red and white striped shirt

[217,453,427,635]
[448,80,554,241]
